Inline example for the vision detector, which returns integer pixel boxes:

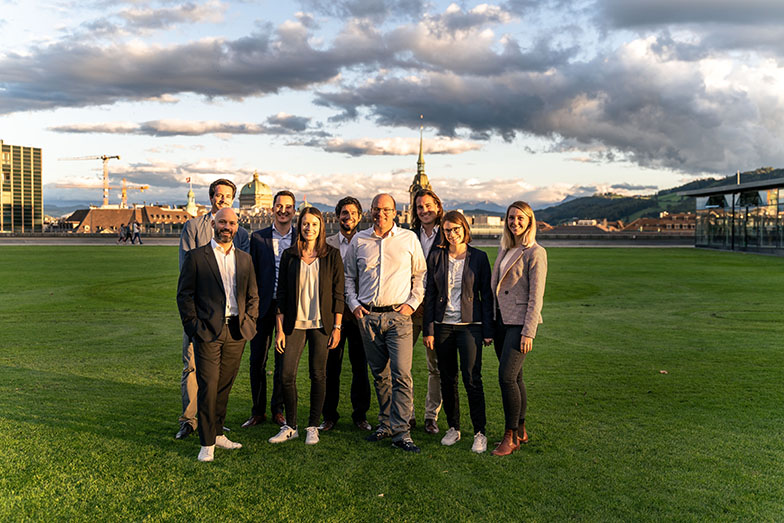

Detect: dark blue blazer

[249,225,298,318]
[423,245,493,339]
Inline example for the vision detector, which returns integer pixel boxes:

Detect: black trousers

[435,323,486,434]
[281,327,330,428]
[193,318,246,446]
[494,318,527,431]
[322,316,371,423]
[248,301,284,418]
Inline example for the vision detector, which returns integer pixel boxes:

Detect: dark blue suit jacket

[423,245,493,339]
[249,225,298,318]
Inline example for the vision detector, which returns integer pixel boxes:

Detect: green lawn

[1,246,782,521]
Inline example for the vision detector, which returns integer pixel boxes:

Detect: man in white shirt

[409,189,445,434]
[322,196,372,432]
[176,208,259,461]
[344,193,427,452]
[243,191,297,428]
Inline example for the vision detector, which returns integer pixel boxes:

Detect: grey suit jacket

[179,212,250,270]
[491,242,547,338]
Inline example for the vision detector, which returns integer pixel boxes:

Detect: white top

[443,256,466,324]
[344,224,427,312]
[210,239,239,317]
[419,225,439,259]
[295,258,322,330]
[272,224,293,293]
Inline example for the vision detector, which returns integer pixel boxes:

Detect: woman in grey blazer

[490,201,547,456]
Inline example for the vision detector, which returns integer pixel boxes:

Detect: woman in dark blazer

[269,207,344,446]
[423,211,493,453]
[490,201,547,456]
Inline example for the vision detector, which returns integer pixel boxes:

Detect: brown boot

[518,422,529,444]
[491,429,518,456]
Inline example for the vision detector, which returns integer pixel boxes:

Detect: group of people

[117,221,143,244]
[175,178,547,462]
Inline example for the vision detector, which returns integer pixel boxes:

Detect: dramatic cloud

[297,0,426,22]
[119,1,226,30]
[49,115,317,136]
[315,136,482,156]
[599,0,784,28]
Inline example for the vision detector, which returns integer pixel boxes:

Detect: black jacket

[275,245,345,335]
[423,245,493,339]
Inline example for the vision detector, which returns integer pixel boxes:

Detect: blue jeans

[359,311,414,441]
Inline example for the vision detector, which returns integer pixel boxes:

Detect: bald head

[212,207,239,247]
[371,193,397,236]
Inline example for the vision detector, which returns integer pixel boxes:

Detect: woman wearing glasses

[423,211,493,453]
[490,201,547,456]
[270,207,344,445]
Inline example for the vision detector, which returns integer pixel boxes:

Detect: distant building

[408,122,432,217]
[1,139,43,233]
[185,187,199,217]
[239,170,273,213]
[63,205,192,234]
[622,212,695,234]
[681,177,784,254]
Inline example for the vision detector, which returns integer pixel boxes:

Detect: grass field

[1,246,783,521]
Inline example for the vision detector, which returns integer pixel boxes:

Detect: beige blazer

[491,242,547,338]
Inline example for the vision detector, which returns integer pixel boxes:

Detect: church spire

[409,114,433,215]
[417,114,425,175]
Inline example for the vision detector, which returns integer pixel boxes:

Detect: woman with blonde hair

[491,201,547,456]
[270,207,344,446]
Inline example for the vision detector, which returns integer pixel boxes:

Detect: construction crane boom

[58,155,121,207]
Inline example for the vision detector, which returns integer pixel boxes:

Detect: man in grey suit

[175,178,250,440]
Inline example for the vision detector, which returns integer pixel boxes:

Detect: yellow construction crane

[54,177,149,209]
[58,155,121,206]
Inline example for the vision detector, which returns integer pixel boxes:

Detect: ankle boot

[518,422,528,444]
[491,429,517,456]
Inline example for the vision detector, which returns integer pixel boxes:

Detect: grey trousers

[412,312,442,422]
[359,311,414,441]
[179,332,198,429]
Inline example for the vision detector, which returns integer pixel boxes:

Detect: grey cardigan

[491,242,547,338]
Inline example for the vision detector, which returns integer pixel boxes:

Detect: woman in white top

[423,211,494,453]
[270,207,344,445]
[490,201,547,456]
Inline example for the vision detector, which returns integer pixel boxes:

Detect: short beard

[339,222,356,234]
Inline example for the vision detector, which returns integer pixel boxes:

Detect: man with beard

[344,193,426,452]
[177,208,259,461]
[319,196,372,432]
[409,189,446,435]
[242,191,297,428]
[175,178,250,440]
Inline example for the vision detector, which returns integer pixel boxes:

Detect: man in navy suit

[242,190,297,428]
[175,178,250,440]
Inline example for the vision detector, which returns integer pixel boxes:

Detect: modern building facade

[1,140,43,233]
[682,178,784,254]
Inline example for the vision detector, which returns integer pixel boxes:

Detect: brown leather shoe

[354,420,372,431]
[424,419,439,434]
[273,413,286,426]
[241,414,266,428]
[518,422,529,444]
[318,420,335,432]
[491,429,518,456]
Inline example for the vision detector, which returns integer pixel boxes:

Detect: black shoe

[175,424,194,440]
[365,429,390,442]
[391,439,421,453]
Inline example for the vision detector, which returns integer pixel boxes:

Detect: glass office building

[1,140,43,233]
[682,178,784,254]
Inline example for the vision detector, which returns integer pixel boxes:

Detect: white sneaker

[197,445,215,462]
[471,432,487,453]
[441,427,461,446]
[215,434,242,450]
[268,424,298,443]
[305,426,320,445]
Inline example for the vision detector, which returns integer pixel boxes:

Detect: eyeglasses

[372,207,396,215]
[443,227,463,235]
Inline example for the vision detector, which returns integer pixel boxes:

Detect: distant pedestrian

[125,222,133,243]
[131,222,143,244]
[490,201,547,456]
[117,224,127,244]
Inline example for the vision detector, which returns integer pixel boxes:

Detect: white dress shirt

[210,238,238,316]
[419,225,439,259]
[272,224,293,293]
[344,224,427,312]
[337,232,352,260]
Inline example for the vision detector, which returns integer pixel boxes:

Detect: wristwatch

[334,324,342,330]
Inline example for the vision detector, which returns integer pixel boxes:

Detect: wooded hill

[536,167,782,225]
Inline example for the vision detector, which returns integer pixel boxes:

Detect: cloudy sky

[3,0,784,211]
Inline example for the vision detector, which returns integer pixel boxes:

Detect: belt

[360,302,400,313]
[224,315,239,324]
